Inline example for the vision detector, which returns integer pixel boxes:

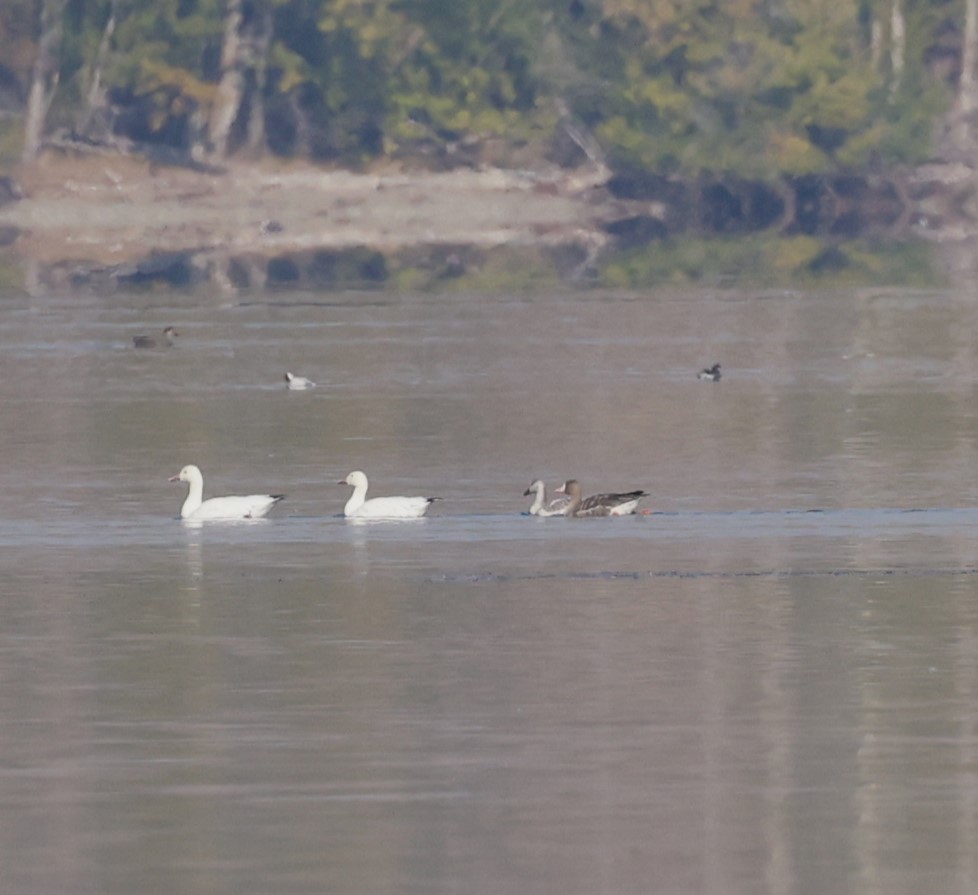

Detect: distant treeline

[2,0,978,177]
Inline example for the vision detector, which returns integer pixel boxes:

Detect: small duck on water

[285,372,316,390]
[133,326,178,349]
[697,363,721,381]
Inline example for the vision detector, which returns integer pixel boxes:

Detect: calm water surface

[3,286,978,894]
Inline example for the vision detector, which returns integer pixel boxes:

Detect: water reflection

[178,528,204,599]
[0,232,950,296]
[343,517,375,576]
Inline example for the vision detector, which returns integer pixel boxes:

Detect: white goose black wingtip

[340,470,437,518]
[169,464,284,521]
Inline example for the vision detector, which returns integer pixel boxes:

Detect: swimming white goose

[133,326,178,349]
[523,479,571,516]
[339,470,438,519]
[168,464,284,520]
[285,372,316,390]
[555,479,649,517]
[697,363,721,381]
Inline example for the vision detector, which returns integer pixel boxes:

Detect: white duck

[555,479,649,517]
[169,464,284,520]
[339,470,438,519]
[523,479,570,516]
[285,372,316,390]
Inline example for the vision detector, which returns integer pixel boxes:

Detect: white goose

[339,470,438,519]
[285,372,316,390]
[169,464,284,520]
[555,479,649,517]
[523,479,570,516]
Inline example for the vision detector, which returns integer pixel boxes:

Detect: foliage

[0,255,24,292]
[1,0,970,176]
[0,120,24,167]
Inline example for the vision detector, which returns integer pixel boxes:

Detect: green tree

[3,0,970,176]
[549,0,949,177]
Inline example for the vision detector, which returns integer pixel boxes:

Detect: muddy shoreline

[5,151,978,292]
[0,154,615,267]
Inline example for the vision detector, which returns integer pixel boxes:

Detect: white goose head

[340,470,368,489]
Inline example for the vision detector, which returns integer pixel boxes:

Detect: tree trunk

[958,0,978,148]
[22,0,66,161]
[243,4,273,157]
[80,1,117,139]
[870,17,883,70]
[889,0,905,90]
[289,90,311,158]
[209,0,246,158]
[210,0,274,159]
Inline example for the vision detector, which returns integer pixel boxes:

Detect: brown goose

[555,479,648,517]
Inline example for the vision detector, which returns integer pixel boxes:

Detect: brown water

[2,286,978,895]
